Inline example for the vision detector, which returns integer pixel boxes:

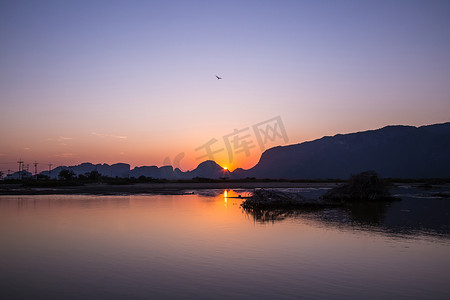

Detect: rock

[241,171,399,210]
[241,189,327,209]
[320,171,398,202]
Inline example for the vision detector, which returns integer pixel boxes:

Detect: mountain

[183,160,230,179]
[129,161,229,179]
[232,122,450,179]
[41,163,130,179]
[6,170,33,180]
[40,160,229,180]
[130,165,176,179]
[34,122,449,180]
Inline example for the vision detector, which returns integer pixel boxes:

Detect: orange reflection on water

[222,189,242,208]
[1,191,450,300]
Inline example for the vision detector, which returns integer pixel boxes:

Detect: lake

[1,187,449,299]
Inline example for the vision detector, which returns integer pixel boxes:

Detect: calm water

[1,188,450,299]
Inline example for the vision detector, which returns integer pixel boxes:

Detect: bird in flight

[216,75,222,80]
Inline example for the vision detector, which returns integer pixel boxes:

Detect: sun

[223,167,228,170]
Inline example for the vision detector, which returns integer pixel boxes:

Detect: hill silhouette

[28,122,450,180]
[234,122,450,179]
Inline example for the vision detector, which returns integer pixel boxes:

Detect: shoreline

[0,182,341,196]
[1,181,448,196]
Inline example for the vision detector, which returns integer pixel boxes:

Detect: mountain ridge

[238,122,450,179]
[6,122,449,180]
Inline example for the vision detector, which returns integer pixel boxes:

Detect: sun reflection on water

[221,189,243,208]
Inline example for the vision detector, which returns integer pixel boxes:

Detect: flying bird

[216,75,222,80]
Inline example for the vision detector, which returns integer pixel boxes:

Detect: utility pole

[34,161,39,179]
[17,159,23,180]
[48,163,53,178]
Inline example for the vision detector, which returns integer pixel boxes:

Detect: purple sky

[1,0,449,172]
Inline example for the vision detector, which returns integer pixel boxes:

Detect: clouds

[46,136,73,141]
[54,153,75,158]
[91,132,127,139]
[59,136,73,141]
[58,136,73,146]
[45,136,73,146]
[1,1,449,171]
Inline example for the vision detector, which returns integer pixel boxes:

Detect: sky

[1,0,449,174]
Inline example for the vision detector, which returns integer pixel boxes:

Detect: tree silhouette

[87,170,101,181]
[59,169,75,180]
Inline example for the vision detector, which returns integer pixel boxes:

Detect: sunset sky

[1,0,449,173]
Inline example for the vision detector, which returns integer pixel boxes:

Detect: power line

[34,161,39,178]
[17,159,23,180]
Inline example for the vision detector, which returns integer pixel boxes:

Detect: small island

[241,171,400,210]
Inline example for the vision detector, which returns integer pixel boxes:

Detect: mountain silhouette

[233,122,450,179]
[183,160,230,179]
[41,163,130,179]
[40,160,229,180]
[130,165,176,179]
[36,122,449,180]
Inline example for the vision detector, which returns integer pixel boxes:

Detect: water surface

[1,188,449,299]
